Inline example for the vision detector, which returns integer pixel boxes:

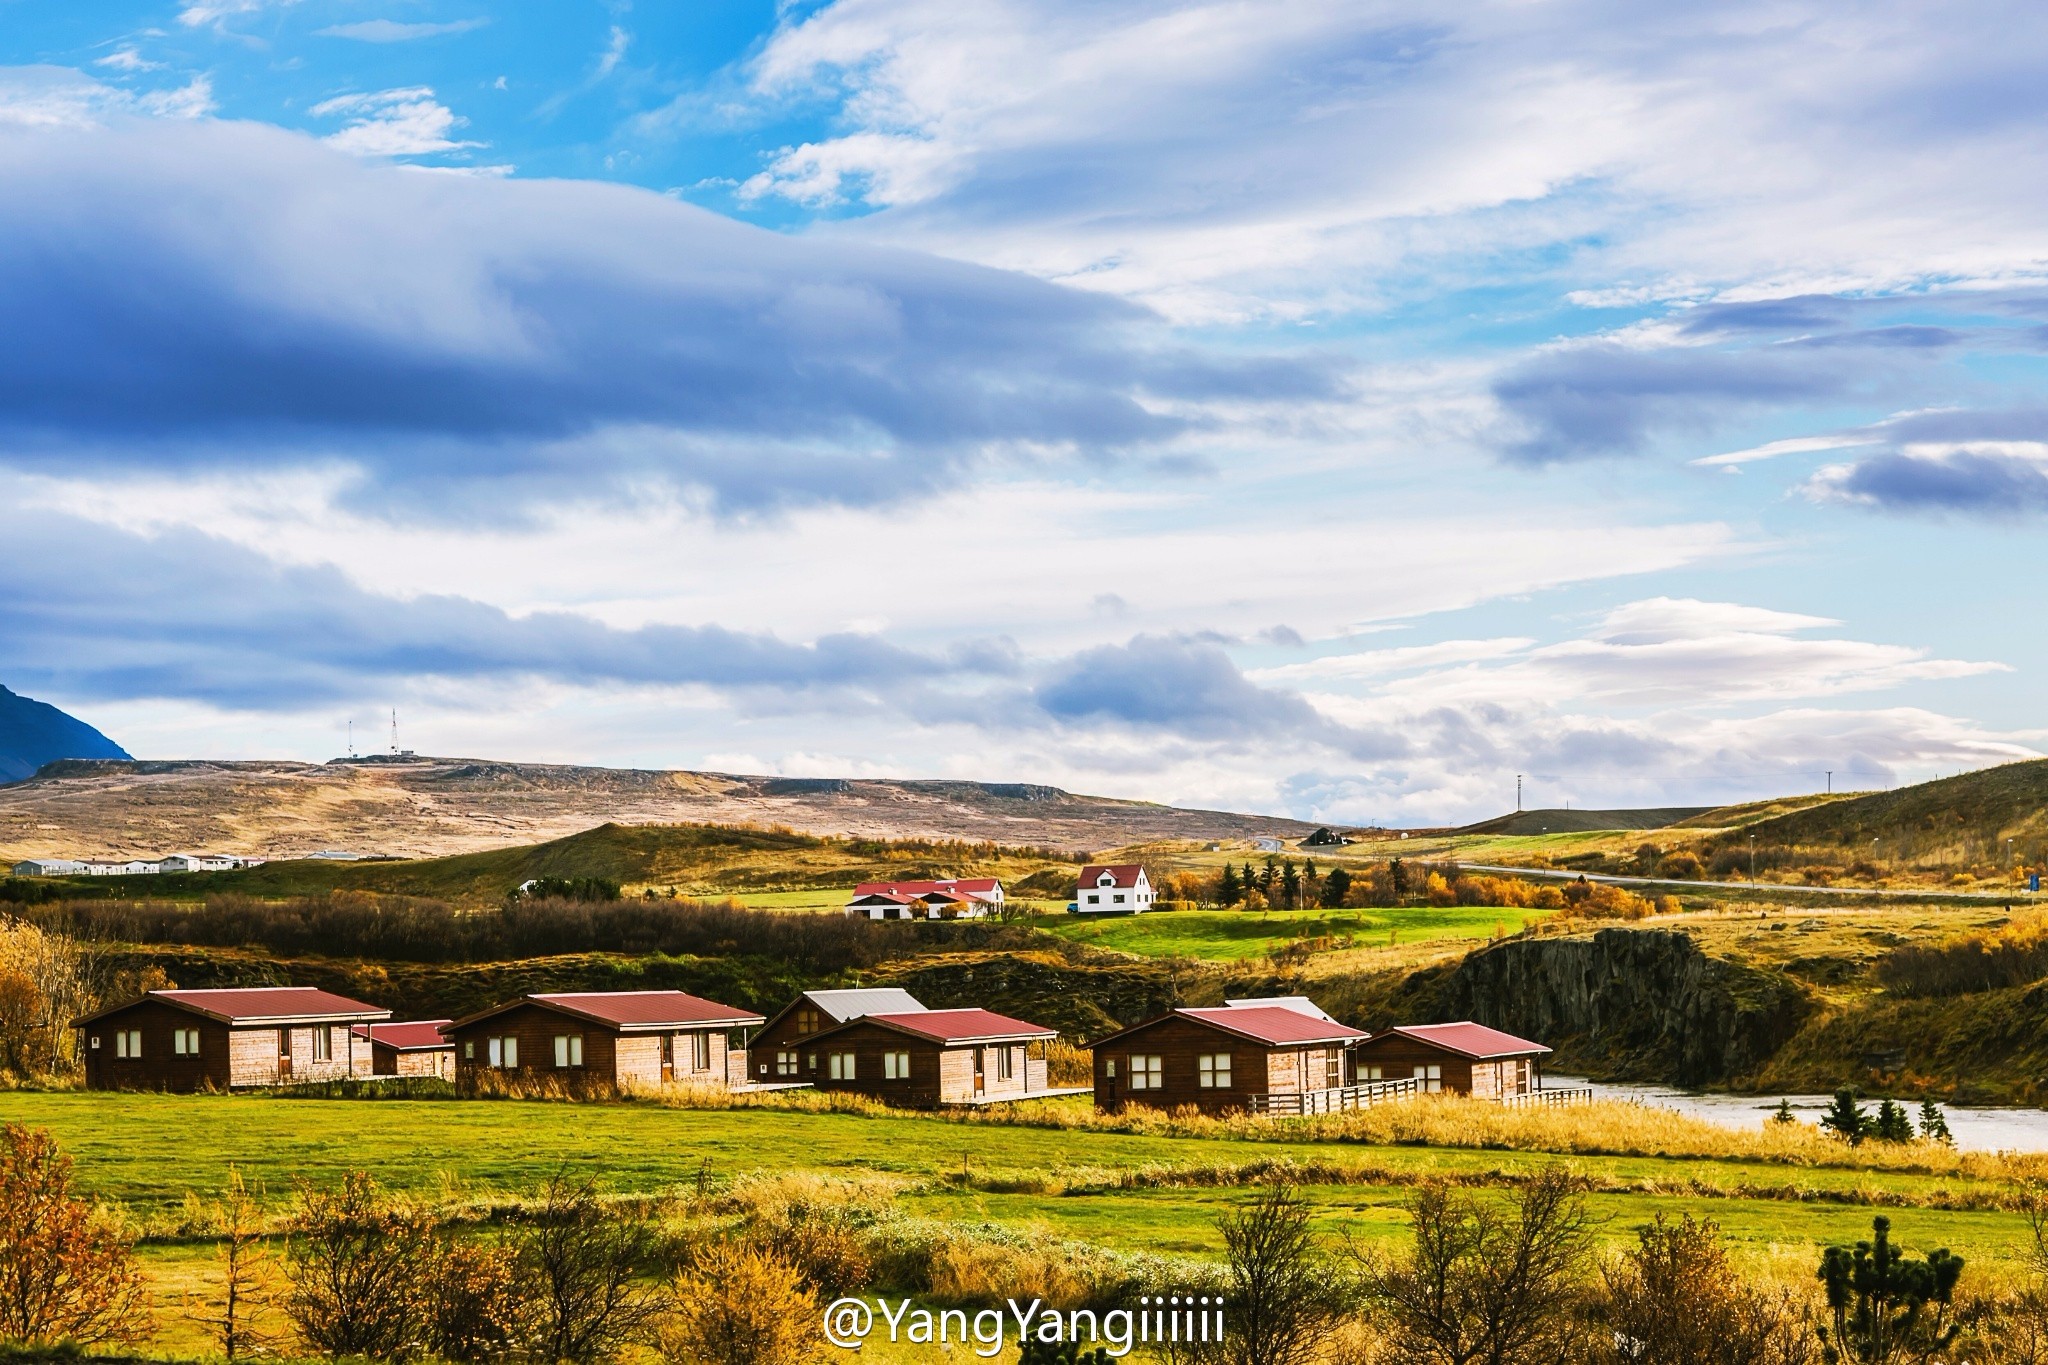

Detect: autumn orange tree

[0,1122,149,1347]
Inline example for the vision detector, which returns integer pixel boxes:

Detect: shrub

[1655,852,1705,880]
[515,1175,661,1363]
[1816,1216,1963,1364]
[1598,1214,1815,1365]
[429,1238,527,1364]
[653,1240,822,1365]
[1217,1184,1346,1365]
[1363,1166,1594,1365]
[188,1168,277,1361]
[0,1124,149,1347]
[283,1170,436,1358]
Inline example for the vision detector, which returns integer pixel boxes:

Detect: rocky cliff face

[1436,929,1812,1086]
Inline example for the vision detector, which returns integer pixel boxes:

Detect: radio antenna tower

[390,709,399,756]
[347,720,355,759]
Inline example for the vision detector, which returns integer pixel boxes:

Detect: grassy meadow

[1039,903,1551,959]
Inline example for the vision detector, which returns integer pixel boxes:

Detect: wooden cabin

[747,987,927,1084]
[443,991,765,1091]
[1349,1022,1550,1098]
[349,1020,455,1079]
[804,1008,1056,1107]
[1090,1002,1371,1116]
[72,987,390,1092]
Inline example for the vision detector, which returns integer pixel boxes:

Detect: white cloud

[596,26,631,78]
[0,66,211,128]
[94,48,165,73]
[312,86,481,157]
[316,20,491,43]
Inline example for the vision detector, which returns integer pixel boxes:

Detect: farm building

[11,858,86,876]
[350,1020,456,1079]
[747,987,927,1084]
[804,1007,1058,1107]
[1350,1022,1550,1098]
[158,852,251,873]
[443,991,765,1091]
[1072,863,1153,913]
[1090,1001,1373,1116]
[72,987,390,1092]
[844,878,1005,919]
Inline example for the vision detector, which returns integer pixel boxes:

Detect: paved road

[1449,860,2030,903]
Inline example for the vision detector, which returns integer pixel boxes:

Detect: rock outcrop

[1436,928,1813,1086]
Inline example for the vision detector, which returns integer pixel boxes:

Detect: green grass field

[13,1091,2033,1267]
[1037,904,1551,960]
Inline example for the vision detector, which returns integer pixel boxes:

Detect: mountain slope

[1719,759,2048,866]
[1456,806,1713,835]
[0,686,129,785]
[0,755,1317,862]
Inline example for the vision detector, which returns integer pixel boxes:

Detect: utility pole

[347,720,354,759]
[1826,770,1833,794]
[1516,774,1523,812]
[390,709,399,756]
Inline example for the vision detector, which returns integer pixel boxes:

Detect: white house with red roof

[843,877,1005,920]
[1072,863,1153,913]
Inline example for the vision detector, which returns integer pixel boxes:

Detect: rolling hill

[1714,758,2048,868]
[0,685,129,784]
[0,755,1319,863]
[1455,805,1714,835]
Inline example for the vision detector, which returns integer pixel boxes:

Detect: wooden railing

[1500,1086,1595,1109]
[1246,1078,1420,1116]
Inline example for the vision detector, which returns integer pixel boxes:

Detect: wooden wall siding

[228,1028,279,1089]
[1092,1015,1292,1117]
[1349,1035,1547,1095]
[806,1020,1041,1107]
[79,1000,230,1092]
[376,1045,454,1079]
[750,1011,836,1062]
[281,1026,363,1083]
[446,1004,739,1092]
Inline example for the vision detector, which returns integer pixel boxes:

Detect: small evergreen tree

[1280,861,1301,908]
[1770,1099,1798,1126]
[1820,1090,1871,1145]
[1218,863,1243,907]
[1816,1216,1963,1364]
[1323,866,1353,908]
[1872,1100,1914,1144]
[1389,858,1408,898]
[1917,1101,1953,1145]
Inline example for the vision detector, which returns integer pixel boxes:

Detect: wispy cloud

[312,86,481,157]
[316,19,490,44]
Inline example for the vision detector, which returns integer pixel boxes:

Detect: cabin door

[661,1035,674,1083]
[973,1047,986,1095]
[277,1029,292,1082]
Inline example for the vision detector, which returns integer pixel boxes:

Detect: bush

[0,1124,149,1348]
[429,1239,526,1364]
[283,1170,436,1358]
[1816,1216,1963,1363]
[1217,1184,1346,1365]
[516,1175,661,1363]
[1598,1214,1815,1365]
[653,1240,822,1365]
[1654,852,1705,880]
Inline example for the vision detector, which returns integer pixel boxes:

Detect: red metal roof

[1077,863,1146,889]
[79,987,391,1025]
[453,990,764,1032]
[859,1008,1056,1044]
[350,1020,454,1051]
[1176,1005,1370,1047]
[852,878,1002,900]
[1374,1022,1552,1059]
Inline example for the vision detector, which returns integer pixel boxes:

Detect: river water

[1549,1075,2048,1153]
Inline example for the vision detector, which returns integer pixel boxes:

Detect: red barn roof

[1077,864,1146,889]
[1368,1022,1551,1059]
[74,987,390,1027]
[834,1008,1056,1045]
[447,991,765,1033]
[852,878,1002,900]
[350,1020,454,1052]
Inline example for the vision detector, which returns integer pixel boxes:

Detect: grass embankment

[1040,904,1551,960]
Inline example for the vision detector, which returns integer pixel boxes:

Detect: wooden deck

[1246,1078,1422,1115]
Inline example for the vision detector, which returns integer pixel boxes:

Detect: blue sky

[1,0,2044,823]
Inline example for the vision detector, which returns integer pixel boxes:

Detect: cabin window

[1104,1059,1116,1078]
[554,1035,584,1068]
[1362,1065,1383,1081]
[313,1029,333,1063]
[828,1052,857,1081]
[884,1051,911,1080]
[1197,1053,1232,1088]
[775,1050,798,1077]
[1128,1055,1163,1090]
[115,1029,142,1059]
[173,1028,201,1057]
[1413,1064,1442,1093]
[488,1036,519,1069]
[465,1041,475,1059]
[995,1047,1016,1081]
[807,1053,818,1071]
[796,1007,821,1035]
[690,1033,711,1071]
